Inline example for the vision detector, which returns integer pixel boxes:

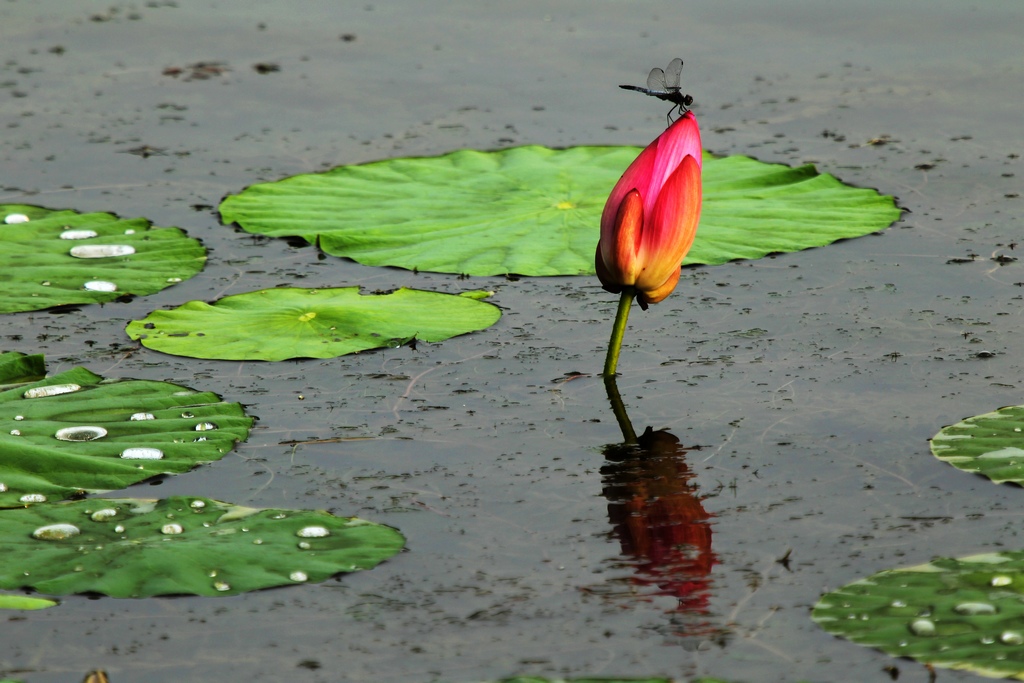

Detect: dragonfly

[619,58,694,125]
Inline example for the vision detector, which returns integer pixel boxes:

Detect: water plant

[596,112,702,375]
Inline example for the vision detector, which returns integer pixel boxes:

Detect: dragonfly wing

[646,67,668,92]
[664,58,683,89]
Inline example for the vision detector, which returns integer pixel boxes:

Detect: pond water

[1,1,1022,681]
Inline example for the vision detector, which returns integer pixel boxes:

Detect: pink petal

[597,188,645,288]
[643,112,702,219]
[601,140,657,239]
[634,154,702,297]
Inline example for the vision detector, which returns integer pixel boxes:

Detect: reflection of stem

[603,374,638,445]
[603,287,635,377]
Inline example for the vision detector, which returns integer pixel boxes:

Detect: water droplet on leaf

[59,229,99,240]
[69,244,136,258]
[90,508,118,522]
[120,447,163,460]
[161,523,184,535]
[54,426,108,442]
[130,412,155,421]
[84,280,118,292]
[954,602,997,615]
[296,526,330,538]
[1002,631,1024,645]
[23,383,81,399]
[32,523,81,540]
[910,619,936,636]
[289,571,308,582]
[19,493,46,503]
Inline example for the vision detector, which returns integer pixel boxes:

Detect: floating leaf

[0,204,206,313]
[0,352,45,385]
[0,593,58,610]
[0,351,253,508]
[125,287,501,361]
[814,551,1024,679]
[697,154,899,264]
[219,146,901,276]
[930,405,1024,484]
[0,496,404,597]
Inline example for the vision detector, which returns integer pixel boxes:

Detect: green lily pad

[0,496,405,597]
[0,593,58,610]
[0,351,45,385]
[219,146,901,276]
[125,287,501,361]
[930,405,1024,484]
[813,551,1024,680]
[0,204,206,313]
[0,351,253,508]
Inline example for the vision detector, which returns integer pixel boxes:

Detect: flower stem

[603,287,635,377]
[602,373,638,444]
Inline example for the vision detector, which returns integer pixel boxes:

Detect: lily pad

[813,551,1024,680]
[0,593,58,610]
[0,351,45,385]
[930,405,1024,484]
[0,204,206,313]
[125,287,501,361]
[219,146,901,276]
[0,496,405,597]
[0,351,253,508]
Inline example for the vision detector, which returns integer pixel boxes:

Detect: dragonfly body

[620,58,694,124]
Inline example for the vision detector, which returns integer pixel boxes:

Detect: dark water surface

[1,1,1022,681]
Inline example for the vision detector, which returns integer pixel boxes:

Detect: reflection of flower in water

[602,427,714,616]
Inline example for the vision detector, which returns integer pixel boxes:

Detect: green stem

[602,373,638,444]
[602,287,635,377]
